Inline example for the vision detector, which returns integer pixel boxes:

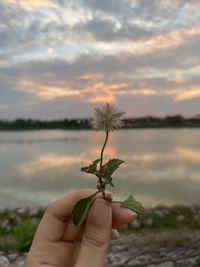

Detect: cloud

[18,79,80,100]
[174,88,200,101]
[77,16,154,42]
[0,0,200,118]
[17,76,128,103]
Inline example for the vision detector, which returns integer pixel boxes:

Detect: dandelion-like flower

[91,103,126,132]
[72,102,145,228]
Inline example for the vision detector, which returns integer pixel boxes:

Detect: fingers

[62,196,136,243]
[63,221,116,243]
[34,188,136,244]
[111,203,137,229]
[62,219,82,242]
[34,189,95,242]
[35,189,112,242]
[111,229,119,240]
[74,199,112,267]
[46,189,99,220]
[62,220,119,242]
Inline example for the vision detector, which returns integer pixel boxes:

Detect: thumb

[74,199,112,267]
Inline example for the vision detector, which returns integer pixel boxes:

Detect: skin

[25,189,137,267]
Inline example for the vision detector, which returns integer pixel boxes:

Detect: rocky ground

[0,230,200,267]
[0,205,200,267]
[106,231,200,267]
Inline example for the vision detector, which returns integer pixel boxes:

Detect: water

[0,129,200,208]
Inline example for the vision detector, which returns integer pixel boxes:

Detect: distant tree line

[0,115,200,130]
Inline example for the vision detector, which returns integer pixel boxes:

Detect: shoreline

[1,125,200,131]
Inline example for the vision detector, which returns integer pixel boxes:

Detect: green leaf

[100,158,124,177]
[72,192,98,228]
[105,176,114,187]
[80,159,100,174]
[120,195,145,215]
[99,158,124,187]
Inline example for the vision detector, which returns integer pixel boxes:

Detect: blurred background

[0,0,200,209]
[0,1,200,265]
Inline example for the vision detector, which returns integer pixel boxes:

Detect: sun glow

[18,78,128,103]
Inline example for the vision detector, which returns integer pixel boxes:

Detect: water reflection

[18,154,83,176]
[0,129,200,208]
[176,147,200,161]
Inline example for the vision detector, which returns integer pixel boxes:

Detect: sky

[0,0,200,119]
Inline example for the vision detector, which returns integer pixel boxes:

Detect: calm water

[0,129,200,208]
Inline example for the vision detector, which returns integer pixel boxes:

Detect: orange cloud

[89,95,115,103]
[128,26,200,55]
[19,74,200,104]
[86,82,127,103]
[19,80,80,100]
[19,77,128,103]
[174,87,200,101]
[6,0,57,8]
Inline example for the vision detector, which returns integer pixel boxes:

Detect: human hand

[25,189,137,267]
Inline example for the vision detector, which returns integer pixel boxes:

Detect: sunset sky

[0,0,200,119]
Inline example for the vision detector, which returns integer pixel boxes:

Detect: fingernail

[105,191,113,198]
[112,229,120,239]
[122,208,137,218]
[89,199,111,227]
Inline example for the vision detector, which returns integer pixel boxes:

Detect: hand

[25,188,137,267]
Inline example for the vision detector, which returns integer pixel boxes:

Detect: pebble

[144,218,154,227]
[176,215,185,222]
[28,208,38,217]
[155,210,164,218]
[17,208,27,215]
[0,256,10,267]
[7,254,18,262]
[157,262,174,267]
[1,220,9,229]
[131,219,141,229]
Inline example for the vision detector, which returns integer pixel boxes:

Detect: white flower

[91,103,126,132]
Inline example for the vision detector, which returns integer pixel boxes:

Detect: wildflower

[91,103,126,132]
[72,102,145,228]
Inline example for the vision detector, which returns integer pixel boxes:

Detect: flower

[91,103,126,132]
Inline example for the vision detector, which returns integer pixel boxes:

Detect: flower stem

[100,130,109,168]
[99,130,109,199]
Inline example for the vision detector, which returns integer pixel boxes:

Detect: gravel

[0,234,199,267]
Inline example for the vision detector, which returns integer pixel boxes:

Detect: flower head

[91,103,126,132]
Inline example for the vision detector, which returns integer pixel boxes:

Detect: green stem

[99,130,109,199]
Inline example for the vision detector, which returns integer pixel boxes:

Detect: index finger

[34,189,111,242]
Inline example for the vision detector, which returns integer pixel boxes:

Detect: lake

[0,129,200,208]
